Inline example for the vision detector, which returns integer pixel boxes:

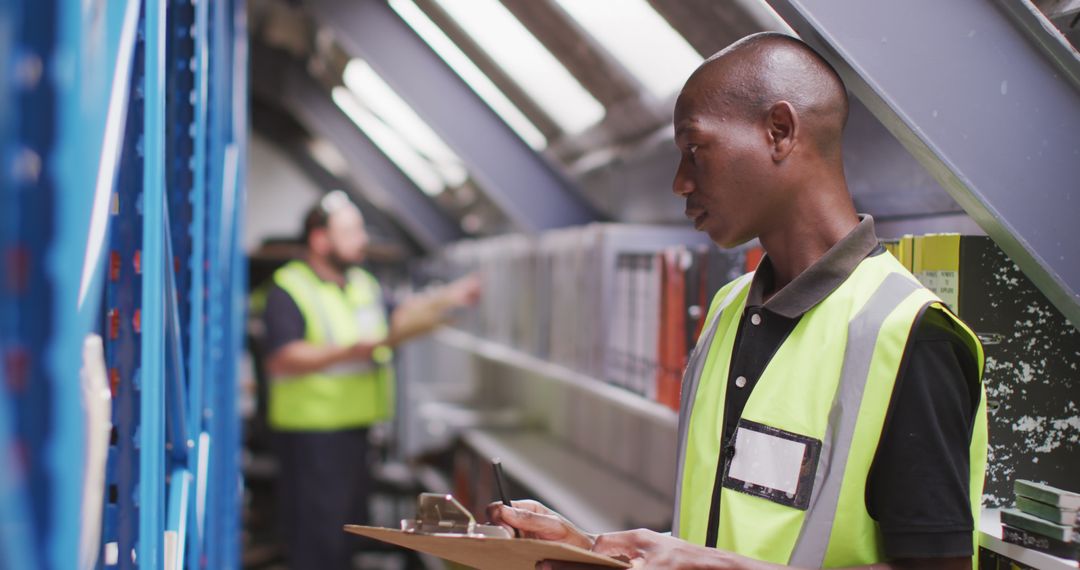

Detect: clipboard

[344,493,630,570]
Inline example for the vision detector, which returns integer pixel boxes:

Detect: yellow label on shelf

[913,234,961,310]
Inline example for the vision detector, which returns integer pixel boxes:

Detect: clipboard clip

[400,493,512,539]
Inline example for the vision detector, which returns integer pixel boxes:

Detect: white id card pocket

[354,305,385,341]
[722,419,821,510]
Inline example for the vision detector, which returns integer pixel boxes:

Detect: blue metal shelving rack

[0,1,248,568]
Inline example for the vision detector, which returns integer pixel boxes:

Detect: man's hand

[486,500,595,551]
[534,528,973,570]
[533,530,776,570]
[386,273,484,345]
[266,340,377,377]
[444,273,482,307]
[346,341,375,361]
[590,530,733,569]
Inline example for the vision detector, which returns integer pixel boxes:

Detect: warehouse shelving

[461,428,672,534]
[0,1,248,568]
[979,510,1078,570]
[435,328,678,430]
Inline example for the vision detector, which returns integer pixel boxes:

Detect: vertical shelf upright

[92,1,248,569]
[0,0,56,567]
[1,0,245,567]
[100,4,146,566]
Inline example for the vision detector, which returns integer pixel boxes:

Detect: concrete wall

[245,132,323,252]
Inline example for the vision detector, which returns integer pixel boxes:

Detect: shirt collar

[745,214,881,318]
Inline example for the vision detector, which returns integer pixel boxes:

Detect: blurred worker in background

[261,190,480,570]
[491,32,985,570]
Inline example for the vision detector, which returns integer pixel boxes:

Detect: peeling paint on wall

[967,241,1079,507]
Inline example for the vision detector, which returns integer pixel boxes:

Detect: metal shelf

[978,509,1078,570]
[434,328,679,431]
[462,428,672,535]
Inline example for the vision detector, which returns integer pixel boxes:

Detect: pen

[493,457,512,507]
[492,458,519,537]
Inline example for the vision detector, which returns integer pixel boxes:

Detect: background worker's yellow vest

[269,261,395,431]
[673,253,987,568]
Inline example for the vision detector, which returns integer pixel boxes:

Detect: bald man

[490,33,985,570]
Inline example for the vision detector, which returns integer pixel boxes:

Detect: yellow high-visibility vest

[268,261,394,431]
[674,252,987,567]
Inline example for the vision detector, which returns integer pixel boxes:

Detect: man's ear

[766,101,798,162]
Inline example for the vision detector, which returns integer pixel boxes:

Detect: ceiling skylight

[331,86,446,196]
[389,0,548,149]
[429,0,605,134]
[343,59,467,188]
[554,0,702,99]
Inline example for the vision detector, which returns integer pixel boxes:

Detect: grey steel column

[767,0,1080,328]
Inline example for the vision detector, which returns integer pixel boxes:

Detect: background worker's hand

[386,273,484,346]
[444,273,483,307]
[345,341,376,361]
[486,500,595,551]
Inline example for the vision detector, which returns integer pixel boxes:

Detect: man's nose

[672,163,694,197]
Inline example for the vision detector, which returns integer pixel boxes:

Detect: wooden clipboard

[344,525,630,570]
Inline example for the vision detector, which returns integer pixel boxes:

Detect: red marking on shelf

[109,251,121,281]
[134,250,141,275]
[133,309,141,334]
[4,347,28,393]
[5,246,30,293]
[108,309,120,340]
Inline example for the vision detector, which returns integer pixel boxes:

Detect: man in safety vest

[490,33,986,570]
[261,190,480,570]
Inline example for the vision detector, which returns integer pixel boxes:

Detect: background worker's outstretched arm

[387,274,482,345]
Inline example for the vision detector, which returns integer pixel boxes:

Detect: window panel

[430,0,605,134]
[331,86,446,196]
[343,59,468,187]
[389,0,549,149]
[554,0,702,99]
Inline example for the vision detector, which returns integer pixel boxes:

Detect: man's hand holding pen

[486,500,596,551]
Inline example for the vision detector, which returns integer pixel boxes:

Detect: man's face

[325,206,368,267]
[672,79,777,248]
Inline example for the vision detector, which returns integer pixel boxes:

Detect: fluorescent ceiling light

[554,0,702,99]
[331,86,446,196]
[390,0,548,149]
[430,0,605,134]
[343,59,467,188]
[306,138,349,179]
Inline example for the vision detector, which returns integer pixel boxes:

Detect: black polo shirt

[703,215,981,559]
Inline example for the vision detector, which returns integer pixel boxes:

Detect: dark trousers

[275,428,373,570]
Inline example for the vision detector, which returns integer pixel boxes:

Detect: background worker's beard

[327,249,356,273]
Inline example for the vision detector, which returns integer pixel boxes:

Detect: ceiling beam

[648,0,763,57]
[309,0,598,232]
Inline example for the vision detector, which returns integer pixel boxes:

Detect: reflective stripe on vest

[269,261,394,431]
[673,253,987,567]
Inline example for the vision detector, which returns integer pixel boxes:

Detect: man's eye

[686,145,698,163]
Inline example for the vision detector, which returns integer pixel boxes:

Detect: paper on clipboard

[344,493,629,570]
[344,525,629,570]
